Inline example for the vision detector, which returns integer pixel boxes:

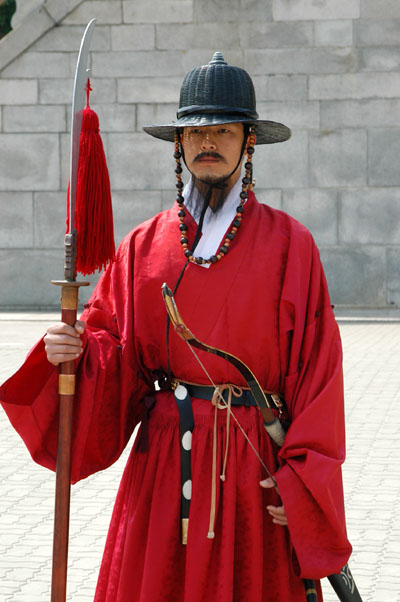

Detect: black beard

[191,176,229,215]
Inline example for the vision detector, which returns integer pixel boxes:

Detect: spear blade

[68,17,96,236]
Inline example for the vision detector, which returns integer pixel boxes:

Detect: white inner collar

[183,176,242,268]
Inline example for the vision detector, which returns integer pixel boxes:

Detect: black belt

[186,383,284,412]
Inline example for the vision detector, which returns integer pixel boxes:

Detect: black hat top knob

[209,51,227,65]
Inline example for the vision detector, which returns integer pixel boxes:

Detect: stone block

[253,75,308,101]
[0,6,54,72]
[253,130,308,189]
[123,0,193,23]
[355,19,400,46]
[282,189,338,245]
[387,248,400,307]
[361,0,400,19]
[11,0,43,28]
[161,189,177,211]
[253,189,282,210]
[319,246,386,307]
[239,0,273,21]
[118,77,182,103]
[310,130,367,187]
[111,25,155,51]
[32,25,111,52]
[3,106,66,133]
[2,51,75,79]
[137,104,178,132]
[181,50,244,73]
[339,189,400,245]
[314,20,353,47]
[0,80,38,105]
[111,190,163,244]
[310,73,400,100]
[107,133,173,190]
[368,129,400,186]
[240,21,312,49]
[273,0,360,21]
[156,23,240,50]
[193,0,239,21]
[66,103,136,133]
[245,48,356,75]
[0,134,59,191]
[33,193,65,248]
[321,99,400,128]
[0,249,64,307]
[0,193,33,247]
[39,77,117,105]
[257,101,319,129]
[359,48,400,72]
[92,51,184,78]
[63,1,123,24]
[43,0,84,24]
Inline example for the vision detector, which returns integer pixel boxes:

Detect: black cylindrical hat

[143,52,291,145]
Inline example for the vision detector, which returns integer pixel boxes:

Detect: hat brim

[143,114,291,145]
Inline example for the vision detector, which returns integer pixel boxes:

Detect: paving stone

[63,0,123,25]
[272,0,360,21]
[282,189,338,245]
[0,193,33,248]
[310,129,367,187]
[314,20,353,47]
[0,134,59,192]
[3,105,66,133]
[319,246,386,306]
[123,0,193,23]
[111,24,155,51]
[309,73,400,100]
[339,188,400,245]
[368,128,400,186]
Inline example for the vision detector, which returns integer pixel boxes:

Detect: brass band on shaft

[182,518,189,545]
[58,374,76,396]
[305,589,317,596]
[61,286,78,310]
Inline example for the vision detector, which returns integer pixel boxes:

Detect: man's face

[181,123,246,186]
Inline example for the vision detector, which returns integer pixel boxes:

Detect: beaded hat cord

[174,126,256,266]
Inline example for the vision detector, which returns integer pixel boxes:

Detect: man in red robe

[0,53,352,601]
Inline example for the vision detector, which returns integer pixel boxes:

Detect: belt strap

[185,383,285,413]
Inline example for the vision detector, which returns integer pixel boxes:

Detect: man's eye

[219,128,229,133]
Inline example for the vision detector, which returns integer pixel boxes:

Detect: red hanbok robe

[0,192,351,601]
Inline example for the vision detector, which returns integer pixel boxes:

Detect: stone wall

[0,0,399,310]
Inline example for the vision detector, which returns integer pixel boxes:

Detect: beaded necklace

[174,126,256,265]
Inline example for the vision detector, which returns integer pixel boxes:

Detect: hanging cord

[165,125,251,381]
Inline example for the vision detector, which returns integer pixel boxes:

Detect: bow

[161,283,363,602]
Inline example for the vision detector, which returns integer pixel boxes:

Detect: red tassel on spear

[51,19,114,602]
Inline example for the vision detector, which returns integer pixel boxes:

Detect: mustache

[194,151,225,162]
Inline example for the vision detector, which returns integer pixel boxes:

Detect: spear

[50,18,114,601]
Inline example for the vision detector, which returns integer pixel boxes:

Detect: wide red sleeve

[276,222,352,579]
[0,235,152,483]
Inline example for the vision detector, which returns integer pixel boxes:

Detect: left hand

[260,477,288,526]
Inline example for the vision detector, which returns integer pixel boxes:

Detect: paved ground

[0,313,399,602]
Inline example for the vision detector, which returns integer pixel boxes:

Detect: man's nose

[201,131,216,149]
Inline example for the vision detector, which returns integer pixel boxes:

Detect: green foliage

[0,0,17,39]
